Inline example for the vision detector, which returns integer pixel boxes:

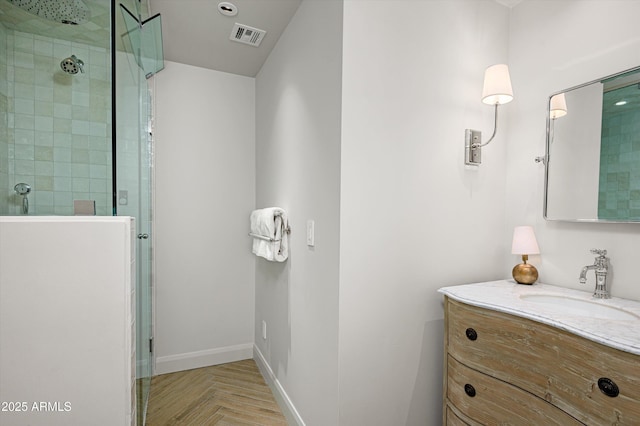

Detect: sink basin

[520,294,639,321]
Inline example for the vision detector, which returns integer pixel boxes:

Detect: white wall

[150,1,640,425]
[0,217,135,426]
[505,0,640,300]
[255,1,510,424]
[339,1,509,424]
[153,61,256,373]
[254,1,343,425]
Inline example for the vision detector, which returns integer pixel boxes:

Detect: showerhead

[60,55,84,75]
[7,0,91,25]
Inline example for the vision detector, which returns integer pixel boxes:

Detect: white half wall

[254,1,343,425]
[0,217,135,426]
[153,61,256,374]
[505,0,640,300]
[340,1,510,424]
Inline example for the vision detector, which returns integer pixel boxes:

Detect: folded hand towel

[250,207,289,262]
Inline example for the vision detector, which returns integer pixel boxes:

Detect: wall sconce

[549,92,568,141]
[535,92,568,164]
[465,64,514,166]
[549,93,567,119]
[511,225,540,285]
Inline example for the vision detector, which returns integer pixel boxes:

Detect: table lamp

[511,226,540,285]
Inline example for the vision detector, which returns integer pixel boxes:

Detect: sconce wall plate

[465,129,482,165]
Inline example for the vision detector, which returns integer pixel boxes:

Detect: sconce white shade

[511,226,540,255]
[482,64,514,105]
[550,93,568,119]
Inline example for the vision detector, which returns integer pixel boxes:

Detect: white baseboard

[253,344,305,426]
[155,343,253,375]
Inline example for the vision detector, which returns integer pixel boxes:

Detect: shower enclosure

[0,0,160,424]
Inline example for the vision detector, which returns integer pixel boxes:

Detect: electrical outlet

[262,320,267,340]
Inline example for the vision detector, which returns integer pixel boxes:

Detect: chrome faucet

[579,249,610,299]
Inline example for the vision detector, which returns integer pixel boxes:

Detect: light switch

[306,220,315,247]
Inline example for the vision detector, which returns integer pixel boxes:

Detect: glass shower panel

[116,1,155,424]
[136,89,153,426]
[120,6,164,79]
[0,1,113,216]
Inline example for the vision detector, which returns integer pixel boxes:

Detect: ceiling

[150,0,523,78]
[0,0,521,78]
[149,0,301,77]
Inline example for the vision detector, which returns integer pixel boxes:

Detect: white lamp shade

[482,64,514,105]
[511,226,540,255]
[550,93,568,119]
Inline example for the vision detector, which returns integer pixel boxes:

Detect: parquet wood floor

[145,359,287,426]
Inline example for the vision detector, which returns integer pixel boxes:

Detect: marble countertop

[438,280,640,356]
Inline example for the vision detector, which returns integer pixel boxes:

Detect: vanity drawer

[446,298,640,424]
[447,355,581,425]
[444,406,472,426]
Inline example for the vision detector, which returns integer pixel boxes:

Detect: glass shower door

[135,89,153,426]
[115,46,153,426]
[116,1,159,424]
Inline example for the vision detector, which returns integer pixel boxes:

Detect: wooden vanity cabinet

[443,297,640,425]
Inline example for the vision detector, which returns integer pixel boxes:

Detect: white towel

[250,207,289,262]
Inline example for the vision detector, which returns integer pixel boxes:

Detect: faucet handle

[590,248,607,257]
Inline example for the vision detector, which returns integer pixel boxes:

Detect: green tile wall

[0,23,8,214]
[598,84,640,220]
[2,28,111,215]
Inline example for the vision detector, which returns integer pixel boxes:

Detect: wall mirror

[543,66,640,222]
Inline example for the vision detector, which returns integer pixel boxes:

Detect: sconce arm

[472,104,499,148]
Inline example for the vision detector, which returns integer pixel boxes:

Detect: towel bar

[249,233,277,242]
[248,225,291,242]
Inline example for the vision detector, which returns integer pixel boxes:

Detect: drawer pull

[598,378,619,397]
[464,384,476,397]
[465,328,478,341]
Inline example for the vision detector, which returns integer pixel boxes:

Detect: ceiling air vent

[230,23,266,47]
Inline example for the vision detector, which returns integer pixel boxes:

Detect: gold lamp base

[512,254,538,285]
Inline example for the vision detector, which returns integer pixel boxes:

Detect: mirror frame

[543,65,640,223]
